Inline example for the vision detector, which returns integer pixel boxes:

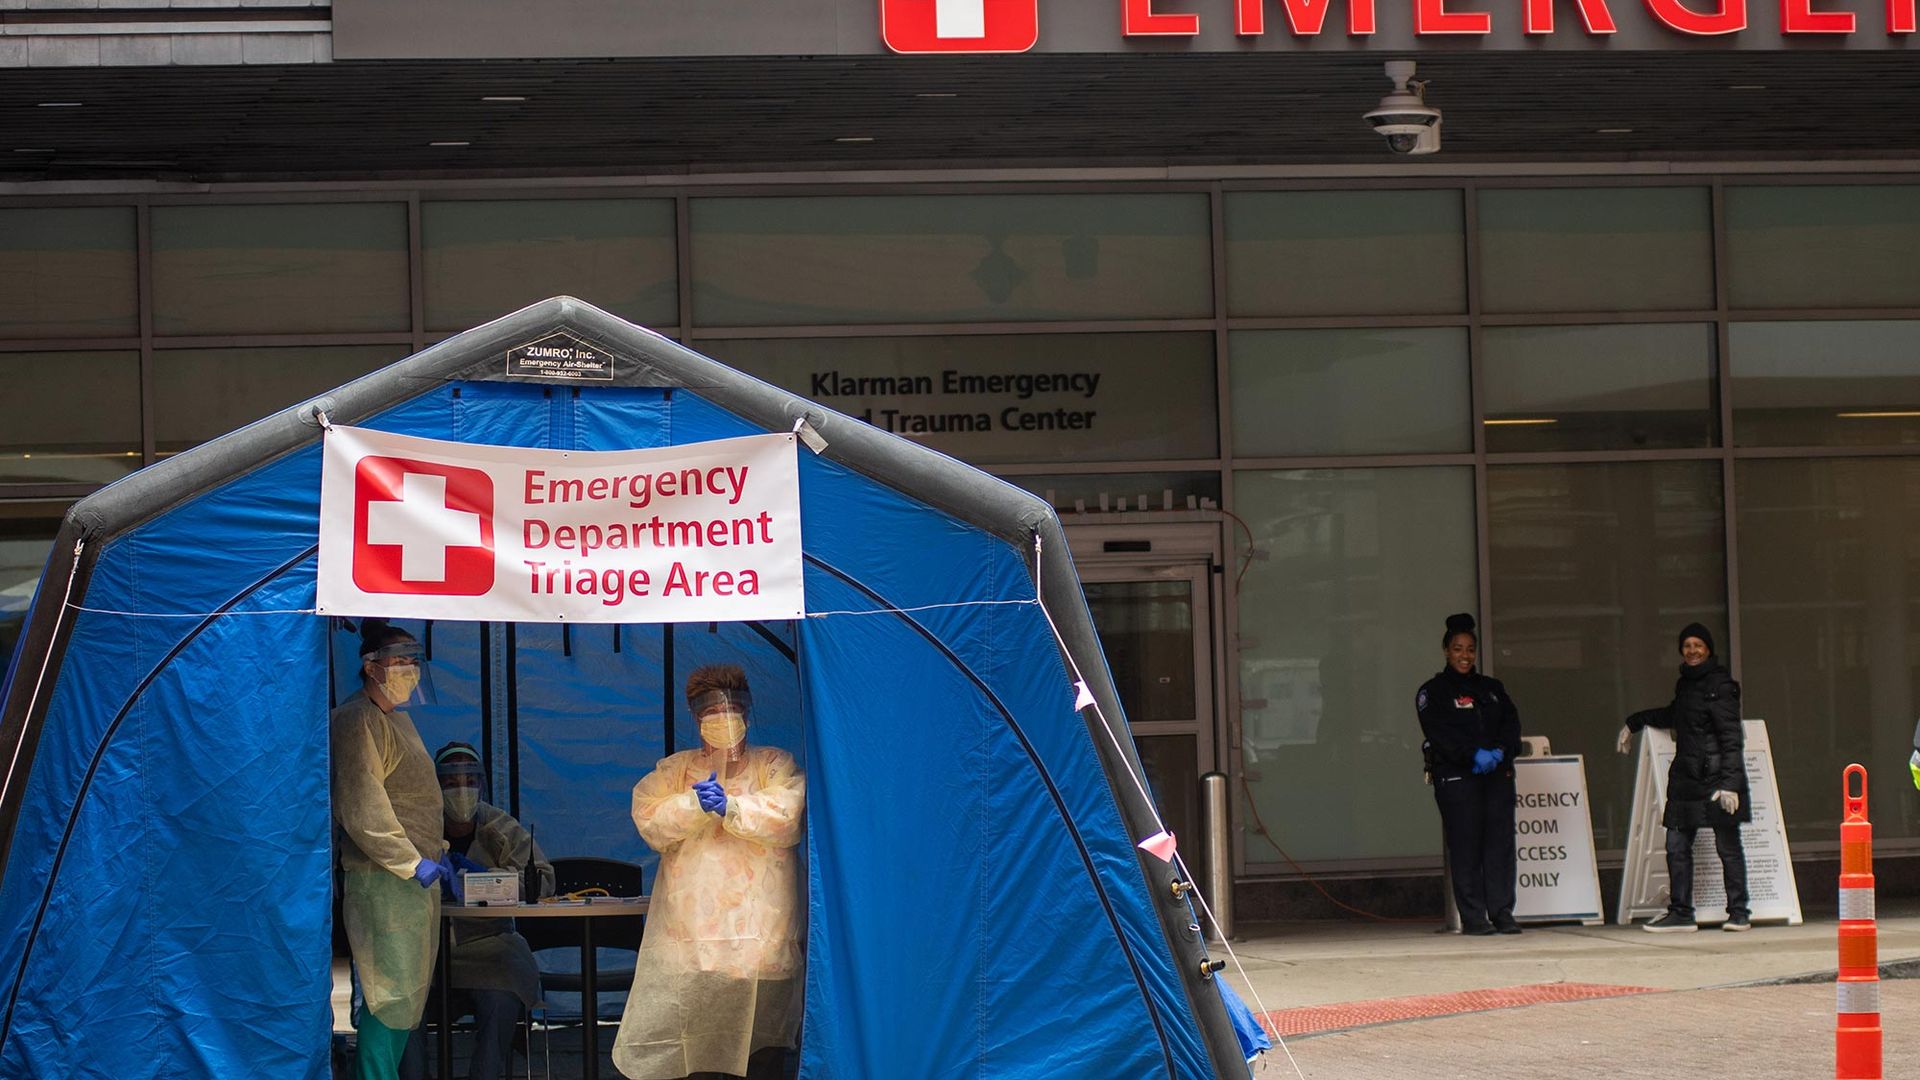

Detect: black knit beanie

[1677,622,1715,656]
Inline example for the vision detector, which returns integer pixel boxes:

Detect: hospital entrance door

[1069,524,1225,874]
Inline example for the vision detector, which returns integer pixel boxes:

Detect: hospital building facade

[4,0,1920,913]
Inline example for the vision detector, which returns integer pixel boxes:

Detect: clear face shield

[689,689,751,756]
[434,751,486,823]
[362,640,436,708]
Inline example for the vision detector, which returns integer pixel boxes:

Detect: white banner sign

[1617,720,1801,926]
[1512,756,1604,925]
[318,425,804,623]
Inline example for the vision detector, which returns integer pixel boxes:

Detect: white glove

[1615,725,1634,755]
[1712,790,1740,816]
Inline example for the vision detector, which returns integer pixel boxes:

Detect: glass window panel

[1085,580,1197,725]
[690,194,1211,326]
[1,504,67,663]
[1230,328,1470,457]
[1488,461,1727,851]
[1727,185,1920,310]
[1737,457,1920,844]
[0,208,137,338]
[1224,190,1465,317]
[154,346,407,454]
[422,199,678,332]
[1009,472,1221,515]
[0,351,141,484]
[152,203,409,335]
[1235,466,1477,864]
[1478,187,1713,313]
[1482,323,1718,452]
[1730,321,1920,447]
[706,333,1216,464]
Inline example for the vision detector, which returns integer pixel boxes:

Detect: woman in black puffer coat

[1619,622,1751,933]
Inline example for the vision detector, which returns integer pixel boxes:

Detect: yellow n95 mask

[690,688,751,752]
[700,712,747,752]
[381,665,420,706]
[364,639,425,706]
[443,787,479,823]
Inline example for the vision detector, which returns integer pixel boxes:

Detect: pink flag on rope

[1137,830,1178,863]
[1073,680,1096,711]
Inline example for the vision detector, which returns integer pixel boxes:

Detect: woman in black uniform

[1417,613,1524,936]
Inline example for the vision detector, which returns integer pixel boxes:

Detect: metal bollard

[1200,772,1234,942]
[1837,764,1881,1080]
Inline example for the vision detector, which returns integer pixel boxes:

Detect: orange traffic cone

[1837,763,1880,1080]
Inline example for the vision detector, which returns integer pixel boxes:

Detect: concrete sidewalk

[1221,905,1920,1077]
[1221,905,1920,1012]
[1268,982,1916,1079]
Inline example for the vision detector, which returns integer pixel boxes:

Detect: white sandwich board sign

[1512,755,1605,926]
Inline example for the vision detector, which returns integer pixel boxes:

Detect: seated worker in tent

[332,619,456,1080]
[614,664,806,1080]
[400,742,557,1080]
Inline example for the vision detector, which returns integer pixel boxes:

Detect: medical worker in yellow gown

[332,620,452,1080]
[614,664,806,1080]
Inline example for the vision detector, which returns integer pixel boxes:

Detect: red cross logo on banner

[352,455,496,596]
[880,0,1038,53]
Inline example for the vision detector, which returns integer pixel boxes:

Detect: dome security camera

[1364,60,1441,156]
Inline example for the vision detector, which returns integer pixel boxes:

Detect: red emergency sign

[1133,0,1918,36]
[899,0,1920,42]
[880,0,1040,52]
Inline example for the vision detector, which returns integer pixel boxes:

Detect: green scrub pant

[356,1012,412,1080]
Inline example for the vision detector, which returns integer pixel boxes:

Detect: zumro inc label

[505,331,616,381]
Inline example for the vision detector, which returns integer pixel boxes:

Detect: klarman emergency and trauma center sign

[318,426,804,623]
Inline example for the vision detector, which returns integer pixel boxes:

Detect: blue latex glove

[440,854,465,904]
[412,857,445,889]
[1490,748,1505,765]
[448,851,488,875]
[1471,748,1497,775]
[692,771,728,816]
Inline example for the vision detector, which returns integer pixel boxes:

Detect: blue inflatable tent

[0,298,1244,1078]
